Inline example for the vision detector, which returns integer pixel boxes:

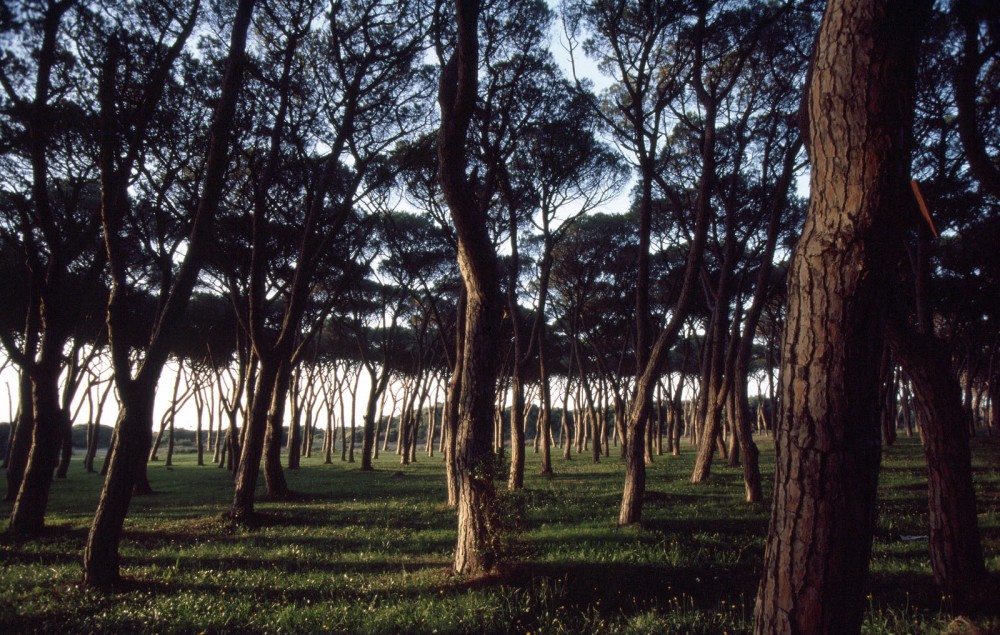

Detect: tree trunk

[886,320,984,602]
[82,380,156,587]
[5,369,34,502]
[438,0,502,576]
[263,360,291,498]
[360,367,386,471]
[508,370,525,489]
[84,380,111,474]
[231,357,279,520]
[287,368,302,470]
[732,375,762,503]
[538,345,553,474]
[9,360,63,534]
[55,407,72,479]
[753,0,927,631]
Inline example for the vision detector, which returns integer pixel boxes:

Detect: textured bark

[444,290,465,507]
[753,0,928,632]
[438,0,502,576]
[886,319,985,601]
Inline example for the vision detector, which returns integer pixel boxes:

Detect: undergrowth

[1,436,997,634]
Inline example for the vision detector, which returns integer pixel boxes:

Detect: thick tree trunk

[886,320,984,602]
[452,284,501,575]
[753,1,927,631]
[9,361,63,534]
[438,0,501,576]
[82,381,156,586]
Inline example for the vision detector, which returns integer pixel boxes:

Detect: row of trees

[1,0,997,631]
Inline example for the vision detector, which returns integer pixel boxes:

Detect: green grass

[1,436,998,634]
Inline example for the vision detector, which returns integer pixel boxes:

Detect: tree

[82,0,257,587]
[753,0,929,631]
[508,71,628,477]
[877,3,991,601]
[437,0,504,576]
[0,0,112,534]
[228,0,431,520]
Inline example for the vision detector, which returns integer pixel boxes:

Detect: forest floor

[1,435,998,634]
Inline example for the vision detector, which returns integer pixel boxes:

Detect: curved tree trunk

[438,0,502,576]
[753,0,928,631]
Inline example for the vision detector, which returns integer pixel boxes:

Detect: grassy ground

[1,435,998,634]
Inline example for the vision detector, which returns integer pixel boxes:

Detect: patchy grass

[1,435,998,633]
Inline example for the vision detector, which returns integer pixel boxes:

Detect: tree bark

[81,380,156,587]
[753,0,928,631]
[232,357,280,519]
[263,360,291,498]
[9,359,63,534]
[885,318,985,602]
[438,0,502,576]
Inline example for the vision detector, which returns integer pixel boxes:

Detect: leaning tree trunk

[753,0,928,632]
[81,380,156,587]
